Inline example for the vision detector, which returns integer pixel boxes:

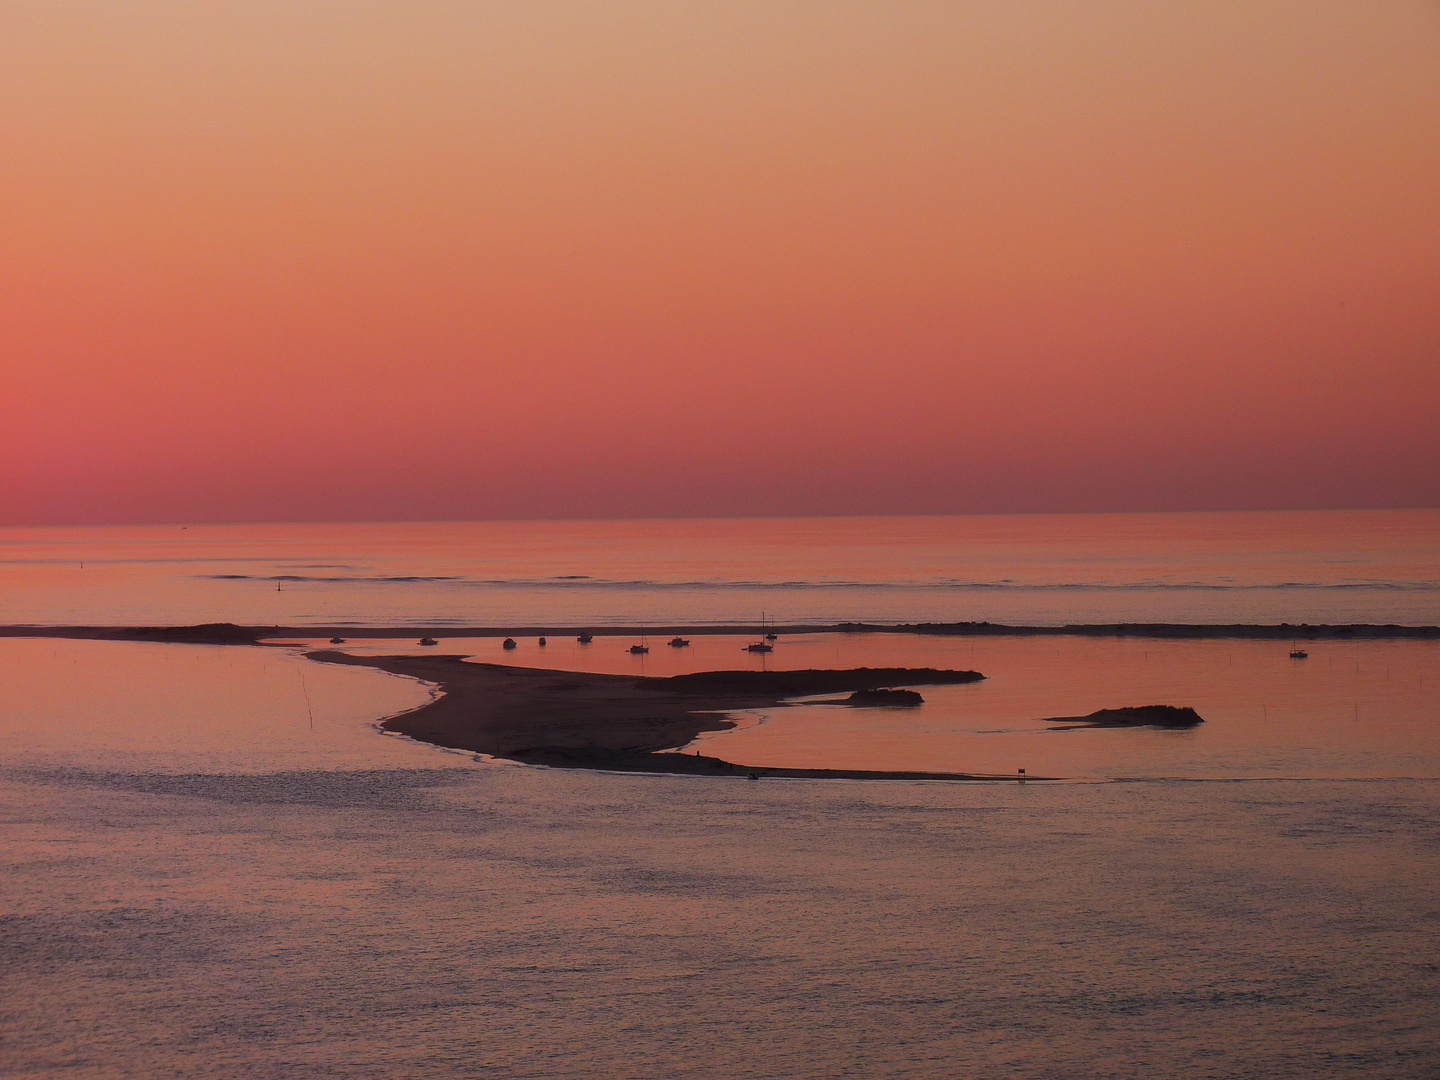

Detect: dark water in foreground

[2,638,1438,1077]
[5,765,1437,1078]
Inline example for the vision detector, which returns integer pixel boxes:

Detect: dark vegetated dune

[4,621,1436,642]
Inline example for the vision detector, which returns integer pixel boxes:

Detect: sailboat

[629,630,649,655]
[1289,642,1309,659]
[745,613,774,653]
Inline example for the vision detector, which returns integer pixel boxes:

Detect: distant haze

[2,2,1436,525]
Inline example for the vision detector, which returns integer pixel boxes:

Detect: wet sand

[306,651,1018,781]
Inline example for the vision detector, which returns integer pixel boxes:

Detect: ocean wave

[206,574,462,583]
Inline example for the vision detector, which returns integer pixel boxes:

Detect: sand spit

[0,623,273,644]
[2,621,1436,644]
[304,651,1019,781]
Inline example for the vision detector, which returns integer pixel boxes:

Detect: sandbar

[2,620,1436,645]
[305,651,1027,781]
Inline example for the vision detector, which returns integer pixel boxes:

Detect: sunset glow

[2,2,1437,524]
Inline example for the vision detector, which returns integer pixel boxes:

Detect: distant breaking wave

[198,574,1440,592]
[208,574,463,583]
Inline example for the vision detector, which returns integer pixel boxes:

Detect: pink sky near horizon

[2,2,1437,525]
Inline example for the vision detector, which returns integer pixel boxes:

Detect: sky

[2,2,1437,525]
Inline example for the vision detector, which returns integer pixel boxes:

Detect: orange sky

[2,2,1437,524]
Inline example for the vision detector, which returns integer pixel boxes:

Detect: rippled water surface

[3,512,1438,1075]
[3,637,1439,1077]
[2,508,1437,626]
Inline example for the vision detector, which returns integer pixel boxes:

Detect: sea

[3,509,1438,628]
[2,510,1438,1077]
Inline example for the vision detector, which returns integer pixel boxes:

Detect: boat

[629,631,649,655]
[577,633,593,644]
[419,637,438,646]
[668,637,690,648]
[329,636,346,644]
[764,632,778,642]
[538,637,547,646]
[1289,644,1309,659]
[502,637,517,650]
[745,613,774,653]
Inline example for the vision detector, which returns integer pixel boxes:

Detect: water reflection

[282,632,1440,780]
[686,636,1440,779]
[2,636,1439,1077]
[0,638,440,774]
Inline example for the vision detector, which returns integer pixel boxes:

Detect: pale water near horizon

[2,509,1437,627]
[3,512,1439,1076]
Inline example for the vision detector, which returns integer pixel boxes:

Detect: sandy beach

[305,650,1016,780]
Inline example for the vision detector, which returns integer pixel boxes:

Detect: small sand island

[1044,705,1205,729]
[844,687,924,706]
[305,652,1029,780]
[804,688,926,707]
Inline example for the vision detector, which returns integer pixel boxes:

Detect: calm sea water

[2,509,1437,627]
[3,511,1439,1076]
[1,638,1437,1078]
[282,631,1440,781]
